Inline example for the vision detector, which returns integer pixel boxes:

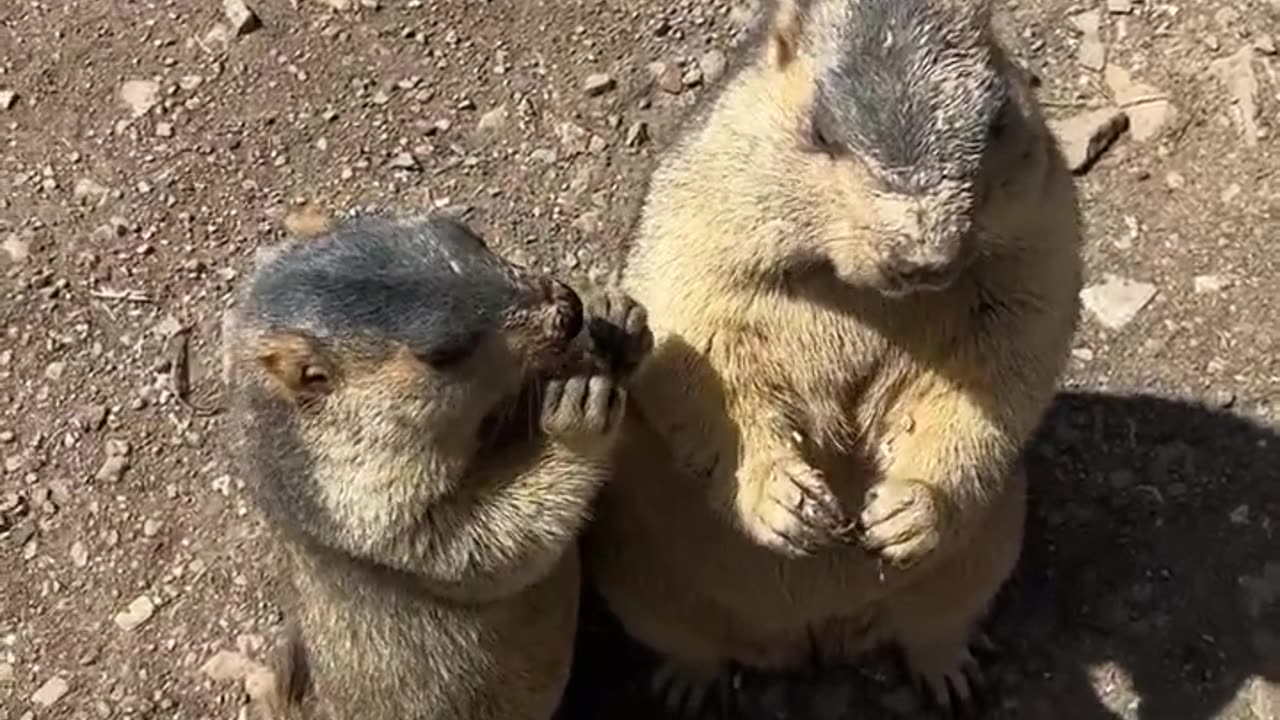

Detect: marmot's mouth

[475,384,541,451]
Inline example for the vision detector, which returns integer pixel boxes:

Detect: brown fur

[225,215,652,720]
[583,0,1082,712]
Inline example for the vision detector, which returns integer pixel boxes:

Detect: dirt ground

[1,0,1278,719]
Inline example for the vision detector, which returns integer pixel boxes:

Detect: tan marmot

[584,0,1082,714]
[223,214,651,720]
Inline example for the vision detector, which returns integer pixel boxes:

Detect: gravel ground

[0,1,1277,719]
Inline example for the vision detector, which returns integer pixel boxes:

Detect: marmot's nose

[545,280,583,342]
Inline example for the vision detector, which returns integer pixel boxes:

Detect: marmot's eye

[805,106,842,156]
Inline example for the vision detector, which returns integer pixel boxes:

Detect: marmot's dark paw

[737,454,850,557]
[856,479,945,567]
[904,635,993,719]
[585,289,653,375]
[540,375,626,451]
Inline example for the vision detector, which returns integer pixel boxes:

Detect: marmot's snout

[502,276,590,375]
[542,278,585,348]
[871,192,976,296]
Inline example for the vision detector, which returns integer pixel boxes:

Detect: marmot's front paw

[540,374,626,454]
[856,479,945,567]
[736,454,850,557]
[585,289,653,375]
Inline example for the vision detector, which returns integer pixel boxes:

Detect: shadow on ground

[557,391,1280,720]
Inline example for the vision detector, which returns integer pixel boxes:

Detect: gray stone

[1080,274,1158,330]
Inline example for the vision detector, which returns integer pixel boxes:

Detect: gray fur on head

[808,0,1007,193]
[248,215,526,362]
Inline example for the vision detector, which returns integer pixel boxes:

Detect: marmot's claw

[739,456,849,557]
[541,375,624,451]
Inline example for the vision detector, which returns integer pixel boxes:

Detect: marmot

[584,0,1082,714]
[223,214,652,720]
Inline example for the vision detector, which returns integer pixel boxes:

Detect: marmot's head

[745,0,1052,296]
[228,216,607,550]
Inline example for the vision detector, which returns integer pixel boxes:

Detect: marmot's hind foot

[650,659,733,719]
[902,633,996,719]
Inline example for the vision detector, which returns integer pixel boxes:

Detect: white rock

[475,104,508,132]
[1049,107,1129,172]
[0,661,12,682]
[69,541,89,568]
[113,595,156,631]
[224,0,262,36]
[0,90,17,110]
[582,73,616,97]
[314,0,352,9]
[1193,274,1233,294]
[1,236,30,264]
[201,650,255,682]
[1104,66,1175,142]
[1080,275,1158,330]
[73,177,110,205]
[1210,47,1261,146]
[31,676,69,707]
[388,152,419,170]
[119,80,160,117]
[1071,11,1106,71]
[699,50,728,84]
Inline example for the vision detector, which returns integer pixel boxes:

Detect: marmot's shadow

[556,392,1280,720]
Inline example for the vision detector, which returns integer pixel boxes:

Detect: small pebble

[583,73,616,97]
[1193,274,1233,294]
[31,676,70,707]
[114,595,156,632]
[120,80,160,117]
[70,541,89,568]
[387,152,420,171]
[699,50,728,83]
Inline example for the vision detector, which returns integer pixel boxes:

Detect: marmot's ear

[254,331,336,405]
[766,0,808,69]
